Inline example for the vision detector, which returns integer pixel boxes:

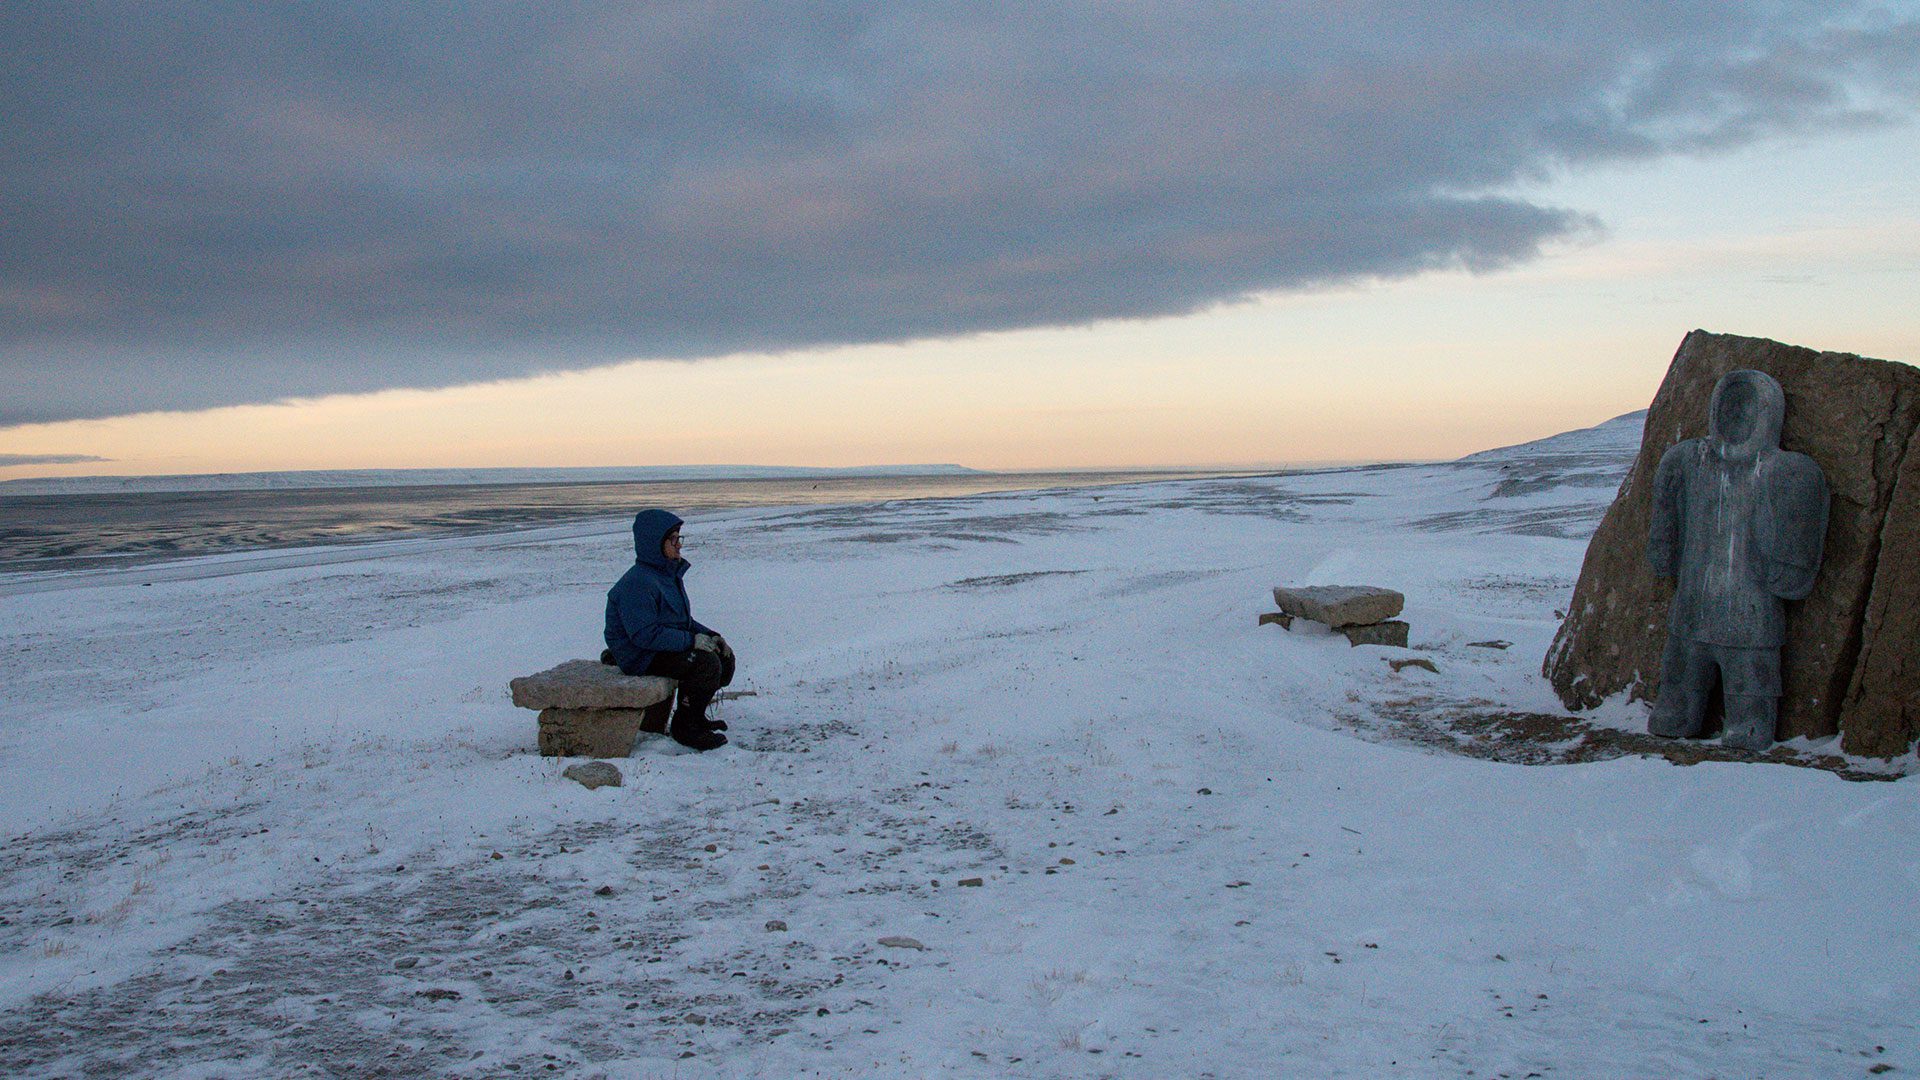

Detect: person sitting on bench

[602,509,734,751]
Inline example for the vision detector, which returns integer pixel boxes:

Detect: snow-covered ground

[2,412,1914,1078]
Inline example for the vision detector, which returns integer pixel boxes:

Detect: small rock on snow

[562,761,623,789]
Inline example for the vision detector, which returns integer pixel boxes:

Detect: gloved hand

[693,633,721,654]
[715,634,734,661]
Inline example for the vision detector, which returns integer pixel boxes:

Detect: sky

[3,2,1918,477]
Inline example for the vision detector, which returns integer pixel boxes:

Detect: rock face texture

[1544,330,1920,757]
[1271,585,1405,627]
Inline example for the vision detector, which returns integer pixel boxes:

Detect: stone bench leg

[1341,620,1409,647]
[538,704,669,758]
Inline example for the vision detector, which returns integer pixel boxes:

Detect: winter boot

[670,706,727,751]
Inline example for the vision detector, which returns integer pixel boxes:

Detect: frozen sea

[1,412,1914,1078]
[0,468,1232,574]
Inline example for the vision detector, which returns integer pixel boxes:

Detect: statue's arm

[1756,452,1829,600]
[1647,445,1684,578]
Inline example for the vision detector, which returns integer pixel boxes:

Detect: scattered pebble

[594,885,614,896]
[765,920,788,932]
[958,878,984,887]
[878,936,925,950]
[393,957,419,970]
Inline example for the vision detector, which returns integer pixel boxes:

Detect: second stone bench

[1261,584,1409,647]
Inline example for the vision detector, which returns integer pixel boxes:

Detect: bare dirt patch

[1362,696,1900,782]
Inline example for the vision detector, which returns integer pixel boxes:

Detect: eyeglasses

[665,532,683,546]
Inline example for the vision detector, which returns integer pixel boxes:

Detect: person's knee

[687,650,725,687]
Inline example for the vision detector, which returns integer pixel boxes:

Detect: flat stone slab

[511,659,675,710]
[1271,585,1405,627]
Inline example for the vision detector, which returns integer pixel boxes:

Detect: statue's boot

[1721,695,1778,752]
[1648,700,1700,739]
[1648,639,1712,739]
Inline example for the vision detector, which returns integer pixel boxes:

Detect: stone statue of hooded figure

[1646,368,1829,751]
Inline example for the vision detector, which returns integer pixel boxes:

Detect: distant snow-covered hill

[1457,410,1647,464]
[0,463,982,497]
[1451,410,1647,506]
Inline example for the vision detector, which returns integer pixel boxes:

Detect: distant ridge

[0,463,982,497]
[1456,410,1647,463]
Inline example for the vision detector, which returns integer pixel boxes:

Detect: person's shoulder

[609,561,658,593]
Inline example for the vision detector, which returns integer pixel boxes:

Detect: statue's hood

[1707,368,1785,455]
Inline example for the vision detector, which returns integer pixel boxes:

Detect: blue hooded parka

[604,509,714,675]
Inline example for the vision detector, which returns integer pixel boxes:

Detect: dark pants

[643,647,735,720]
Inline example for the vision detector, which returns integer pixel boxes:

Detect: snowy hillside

[0,417,1912,1078]
[1457,409,1647,464]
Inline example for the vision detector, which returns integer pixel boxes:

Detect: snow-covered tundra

[2,415,1913,1078]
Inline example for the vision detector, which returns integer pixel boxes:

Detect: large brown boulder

[1543,330,1920,757]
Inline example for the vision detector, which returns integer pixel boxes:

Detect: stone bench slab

[1271,585,1404,628]
[510,659,676,711]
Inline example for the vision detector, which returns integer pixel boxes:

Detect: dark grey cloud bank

[3,2,1916,425]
